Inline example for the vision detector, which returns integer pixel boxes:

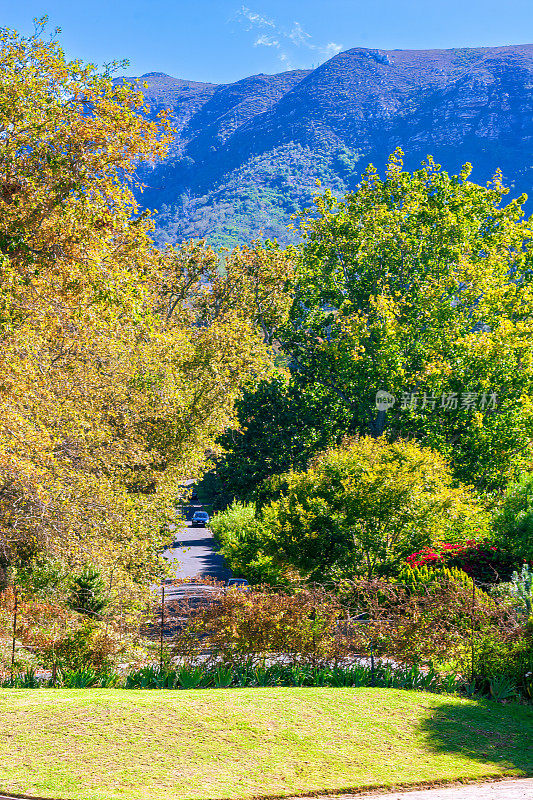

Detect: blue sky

[2,0,533,84]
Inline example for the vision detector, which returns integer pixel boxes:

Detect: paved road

[162,503,231,584]
[294,778,533,800]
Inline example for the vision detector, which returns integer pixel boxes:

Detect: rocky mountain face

[125,44,533,248]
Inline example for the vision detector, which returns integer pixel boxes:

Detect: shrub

[491,564,533,617]
[407,542,519,583]
[493,473,533,563]
[258,437,486,581]
[0,589,120,673]
[172,587,349,667]
[68,566,108,618]
[210,502,289,585]
[171,573,526,683]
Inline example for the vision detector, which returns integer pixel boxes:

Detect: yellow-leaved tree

[0,22,286,596]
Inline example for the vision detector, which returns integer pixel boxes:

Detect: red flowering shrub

[407,541,520,584]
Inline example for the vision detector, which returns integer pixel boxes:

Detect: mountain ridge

[123,44,533,248]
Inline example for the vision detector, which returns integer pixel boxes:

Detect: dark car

[191,510,209,527]
[226,578,250,590]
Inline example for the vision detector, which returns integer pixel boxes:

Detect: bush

[68,566,108,618]
[37,624,118,672]
[172,587,348,667]
[407,542,519,583]
[258,437,486,581]
[0,589,120,673]
[493,473,533,563]
[491,564,533,617]
[210,502,288,585]
[171,574,527,684]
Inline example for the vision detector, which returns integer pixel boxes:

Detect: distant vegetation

[131,44,533,247]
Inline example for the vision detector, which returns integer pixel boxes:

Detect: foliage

[68,566,108,618]
[396,564,477,593]
[510,565,533,616]
[213,155,533,509]
[492,564,533,618]
[172,587,347,667]
[209,502,287,586]
[256,437,486,581]
[12,557,70,600]
[406,542,519,584]
[0,25,275,595]
[0,587,121,672]
[169,572,528,688]
[212,372,355,503]
[277,152,533,491]
[493,473,533,564]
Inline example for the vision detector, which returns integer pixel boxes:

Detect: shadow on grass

[419,699,533,775]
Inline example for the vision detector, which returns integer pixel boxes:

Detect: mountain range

[123,44,533,248]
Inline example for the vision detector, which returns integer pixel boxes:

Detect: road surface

[162,503,231,588]
[294,778,533,800]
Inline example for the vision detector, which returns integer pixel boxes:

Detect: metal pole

[160,580,165,672]
[11,586,18,680]
[370,639,375,687]
[471,580,476,684]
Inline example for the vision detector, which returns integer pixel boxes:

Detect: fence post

[470,580,476,684]
[369,639,375,687]
[11,586,18,680]
[160,580,165,672]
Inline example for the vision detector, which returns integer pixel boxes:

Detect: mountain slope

[126,45,533,248]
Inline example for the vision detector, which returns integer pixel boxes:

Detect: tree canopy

[260,437,486,581]
[290,153,533,489]
[0,25,276,591]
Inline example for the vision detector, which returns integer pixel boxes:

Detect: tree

[277,152,533,490]
[0,25,272,593]
[68,566,108,618]
[492,473,533,564]
[258,437,486,581]
[212,372,355,504]
[209,501,287,585]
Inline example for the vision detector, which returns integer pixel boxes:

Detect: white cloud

[254,35,280,48]
[288,22,312,46]
[235,5,276,30]
[321,41,343,58]
[232,7,343,69]
[279,53,295,70]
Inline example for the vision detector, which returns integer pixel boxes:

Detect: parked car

[226,578,250,590]
[191,510,210,527]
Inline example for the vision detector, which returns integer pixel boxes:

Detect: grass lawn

[1,687,533,800]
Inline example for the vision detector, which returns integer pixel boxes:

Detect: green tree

[68,566,108,618]
[278,151,533,490]
[210,502,287,585]
[213,373,355,503]
[492,473,533,563]
[259,437,487,581]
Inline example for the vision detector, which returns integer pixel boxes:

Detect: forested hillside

[125,44,533,247]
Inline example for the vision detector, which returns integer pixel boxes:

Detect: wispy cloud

[288,22,312,47]
[254,34,280,48]
[322,41,344,58]
[235,6,276,29]
[232,6,343,70]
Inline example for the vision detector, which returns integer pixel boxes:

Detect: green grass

[1,687,532,800]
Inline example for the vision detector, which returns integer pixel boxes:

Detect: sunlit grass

[1,687,532,799]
